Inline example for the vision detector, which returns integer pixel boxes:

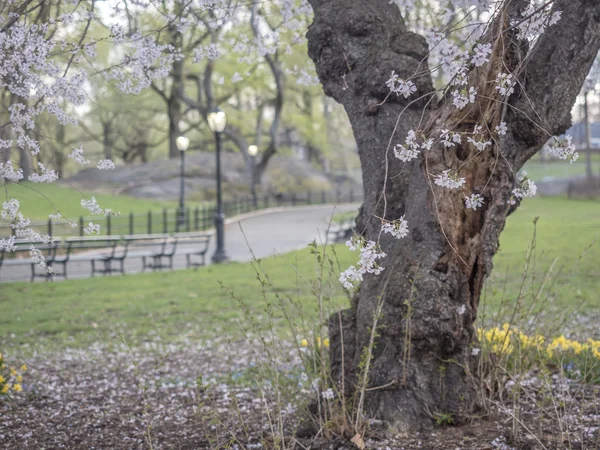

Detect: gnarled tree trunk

[306,0,600,432]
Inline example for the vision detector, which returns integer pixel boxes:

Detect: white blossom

[0,236,17,252]
[321,388,335,400]
[466,137,492,152]
[69,146,89,165]
[29,163,58,183]
[440,129,462,148]
[84,222,101,235]
[545,135,579,163]
[495,73,515,97]
[512,172,537,199]
[465,194,484,210]
[471,43,492,67]
[296,70,319,86]
[434,170,466,190]
[452,87,476,109]
[340,238,386,289]
[0,161,24,181]
[382,216,409,239]
[97,159,116,170]
[495,122,507,136]
[386,71,417,98]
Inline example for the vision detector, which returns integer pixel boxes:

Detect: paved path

[1,204,359,283]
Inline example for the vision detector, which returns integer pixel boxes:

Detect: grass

[0,246,353,350]
[1,182,179,221]
[523,155,600,181]
[486,196,600,315]
[1,196,598,351]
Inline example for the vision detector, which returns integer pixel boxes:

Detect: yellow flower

[316,337,322,348]
[323,338,330,348]
[12,384,22,392]
[300,339,309,347]
[16,375,22,384]
[1,384,10,394]
[9,367,16,377]
[0,375,5,384]
[20,364,27,372]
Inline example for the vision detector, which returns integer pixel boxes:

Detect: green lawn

[523,155,600,181]
[0,245,353,350]
[1,197,598,351]
[2,182,179,221]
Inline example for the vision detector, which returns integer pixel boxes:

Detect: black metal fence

[1,190,362,238]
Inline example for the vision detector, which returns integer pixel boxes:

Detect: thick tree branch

[508,0,600,167]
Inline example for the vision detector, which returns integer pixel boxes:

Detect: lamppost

[207,107,229,263]
[176,135,190,231]
[248,144,258,208]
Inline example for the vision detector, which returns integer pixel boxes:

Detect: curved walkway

[1,203,360,283]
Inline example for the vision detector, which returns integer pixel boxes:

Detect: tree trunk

[307,0,600,432]
[102,121,113,161]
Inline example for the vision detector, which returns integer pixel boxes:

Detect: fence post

[79,216,84,236]
[194,207,199,231]
[186,208,190,232]
[129,212,134,235]
[202,205,208,230]
[292,192,296,206]
[48,219,53,238]
[163,208,168,234]
[107,214,112,236]
[147,211,152,234]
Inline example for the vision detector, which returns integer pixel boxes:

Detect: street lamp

[247,145,258,208]
[207,107,229,263]
[176,135,190,231]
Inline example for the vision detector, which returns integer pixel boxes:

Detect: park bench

[0,232,212,282]
[328,219,355,243]
[121,234,175,271]
[171,232,212,269]
[0,238,64,282]
[64,236,123,276]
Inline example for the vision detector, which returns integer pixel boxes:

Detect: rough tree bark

[306,0,600,432]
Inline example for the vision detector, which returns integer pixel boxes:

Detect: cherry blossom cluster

[512,172,538,199]
[545,136,579,164]
[69,146,90,165]
[80,197,116,217]
[495,73,515,97]
[97,159,116,170]
[516,3,562,41]
[339,237,387,290]
[381,216,409,239]
[464,194,484,211]
[0,161,24,182]
[393,130,433,162]
[434,170,466,190]
[452,87,477,110]
[386,71,417,98]
[29,163,59,183]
